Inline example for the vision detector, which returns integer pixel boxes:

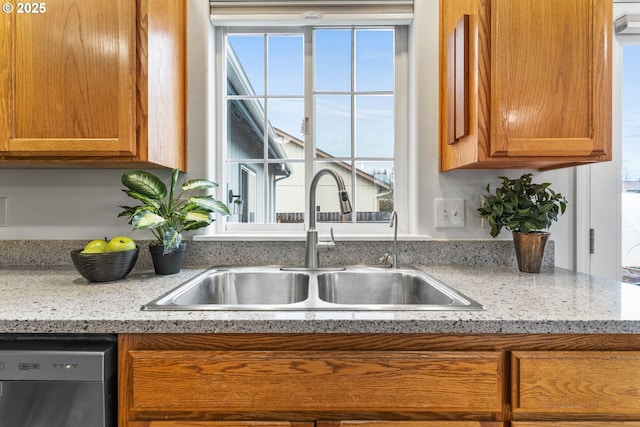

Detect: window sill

[193,233,432,242]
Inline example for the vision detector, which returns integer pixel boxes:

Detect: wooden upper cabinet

[440,0,612,171]
[0,0,186,169]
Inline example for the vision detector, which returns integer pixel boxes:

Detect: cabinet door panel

[0,0,136,156]
[318,422,503,427]
[512,423,640,427]
[491,0,611,159]
[129,422,313,427]
[439,0,612,170]
[512,351,640,415]
[129,351,504,414]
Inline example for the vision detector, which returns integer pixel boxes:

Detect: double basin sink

[142,265,484,311]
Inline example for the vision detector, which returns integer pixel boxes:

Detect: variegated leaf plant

[119,169,230,254]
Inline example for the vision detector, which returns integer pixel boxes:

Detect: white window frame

[211,24,409,237]
[576,2,640,279]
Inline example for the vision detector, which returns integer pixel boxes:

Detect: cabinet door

[0,0,136,157]
[440,0,612,170]
[511,352,640,417]
[318,422,504,427]
[127,350,504,415]
[512,423,640,427]
[490,0,611,161]
[129,423,314,427]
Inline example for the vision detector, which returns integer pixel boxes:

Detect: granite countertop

[0,264,639,334]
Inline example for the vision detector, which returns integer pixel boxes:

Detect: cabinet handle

[447,14,470,145]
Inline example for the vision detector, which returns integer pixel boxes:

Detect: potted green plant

[477,173,567,273]
[118,169,229,275]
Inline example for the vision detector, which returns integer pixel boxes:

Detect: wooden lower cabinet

[128,423,313,427]
[119,334,640,427]
[127,350,502,414]
[128,423,501,427]
[319,423,503,427]
[511,424,640,427]
[511,352,640,420]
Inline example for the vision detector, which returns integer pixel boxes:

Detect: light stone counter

[0,264,638,334]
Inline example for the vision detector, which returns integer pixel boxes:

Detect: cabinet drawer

[318,422,503,427]
[511,423,640,427]
[511,352,640,415]
[129,350,503,414]
[129,423,312,427]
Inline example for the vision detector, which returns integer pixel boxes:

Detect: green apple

[81,238,108,254]
[105,236,136,252]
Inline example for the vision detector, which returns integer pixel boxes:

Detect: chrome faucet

[380,210,399,268]
[305,169,352,269]
[389,210,398,269]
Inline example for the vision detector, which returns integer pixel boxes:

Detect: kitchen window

[211,1,411,235]
[580,2,640,280]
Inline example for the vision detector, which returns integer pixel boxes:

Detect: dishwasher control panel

[0,340,115,381]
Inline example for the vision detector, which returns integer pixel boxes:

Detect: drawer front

[129,350,503,413]
[318,422,504,427]
[511,423,640,427]
[512,351,640,415]
[129,423,312,427]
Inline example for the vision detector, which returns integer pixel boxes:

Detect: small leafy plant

[118,169,229,254]
[477,173,567,238]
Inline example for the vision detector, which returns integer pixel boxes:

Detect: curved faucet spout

[305,169,352,268]
[308,169,352,231]
[389,210,398,269]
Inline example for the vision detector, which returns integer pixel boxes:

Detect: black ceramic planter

[149,243,187,275]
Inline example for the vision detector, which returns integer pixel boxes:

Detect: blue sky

[622,45,640,180]
[227,29,394,164]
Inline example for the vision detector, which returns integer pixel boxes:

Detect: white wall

[0,0,576,269]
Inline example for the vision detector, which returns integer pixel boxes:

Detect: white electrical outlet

[0,197,6,226]
[434,198,465,228]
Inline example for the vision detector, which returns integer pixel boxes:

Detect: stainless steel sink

[317,270,458,305]
[142,266,483,311]
[144,268,309,310]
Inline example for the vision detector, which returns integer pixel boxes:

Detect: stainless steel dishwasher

[0,335,116,427]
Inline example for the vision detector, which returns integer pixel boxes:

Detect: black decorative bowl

[70,247,139,282]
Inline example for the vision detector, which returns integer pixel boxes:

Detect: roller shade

[210,0,414,26]
[615,13,640,34]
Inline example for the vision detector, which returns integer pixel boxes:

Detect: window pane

[355,95,394,158]
[622,45,640,178]
[355,29,394,92]
[228,35,264,96]
[268,35,303,95]
[275,162,305,224]
[314,161,353,224]
[622,45,640,273]
[315,29,351,92]
[354,161,394,222]
[226,163,263,223]
[315,94,351,157]
[224,27,398,230]
[268,98,304,159]
[227,99,265,160]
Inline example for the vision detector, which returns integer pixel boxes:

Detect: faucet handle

[379,253,392,266]
[317,228,336,253]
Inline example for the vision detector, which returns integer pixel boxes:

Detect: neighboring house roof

[624,181,640,193]
[275,128,392,191]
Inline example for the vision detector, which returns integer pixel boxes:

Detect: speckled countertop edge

[0,264,638,334]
